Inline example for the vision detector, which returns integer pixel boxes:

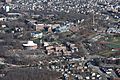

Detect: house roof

[23,41,37,47]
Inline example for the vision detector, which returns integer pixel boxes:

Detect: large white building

[23,41,38,50]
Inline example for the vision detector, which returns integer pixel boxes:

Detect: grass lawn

[106,43,120,48]
[105,36,120,48]
[97,50,114,57]
[97,35,120,57]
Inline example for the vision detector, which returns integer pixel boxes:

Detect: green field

[97,35,120,57]
[105,36,120,48]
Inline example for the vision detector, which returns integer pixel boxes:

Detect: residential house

[0,17,6,21]
[46,46,54,50]
[54,25,69,33]
[55,46,66,52]
[66,42,79,53]
[35,24,45,31]
[31,32,43,39]
[107,27,120,34]
[44,42,71,56]
[5,0,12,3]
[6,13,22,20]
[43,42,51,47]
[43,24,60,33]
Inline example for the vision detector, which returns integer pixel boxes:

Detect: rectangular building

[5,0,12,3]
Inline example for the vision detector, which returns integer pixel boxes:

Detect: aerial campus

[0,0,120,80]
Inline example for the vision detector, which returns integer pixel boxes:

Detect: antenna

[88,0,108,26]
[88,0,97,26]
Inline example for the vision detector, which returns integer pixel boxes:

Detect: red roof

[97,41,110,44]
[112,78,120,80]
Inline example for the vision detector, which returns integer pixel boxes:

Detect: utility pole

[92,9,95,26]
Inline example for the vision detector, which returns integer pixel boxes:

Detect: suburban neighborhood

[0,0,120,80]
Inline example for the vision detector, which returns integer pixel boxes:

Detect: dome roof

[23,41,37,47]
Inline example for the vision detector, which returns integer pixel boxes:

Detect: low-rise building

[23,41,38,50]
[0,17,6,21]
[31,32,43,39]
[107,27,120,34]
[35,24,45,31]
[5,0,12,3]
